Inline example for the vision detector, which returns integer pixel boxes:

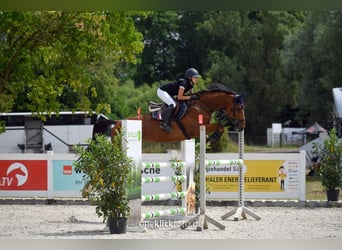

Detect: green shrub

[312,128,342,191]
[74,132,135,222]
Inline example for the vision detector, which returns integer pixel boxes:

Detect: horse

[93,84,246,144]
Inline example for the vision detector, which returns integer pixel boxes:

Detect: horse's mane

[196,83,236,95]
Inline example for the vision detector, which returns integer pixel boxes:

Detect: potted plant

[74,131,135,234]
[312,128,342,201]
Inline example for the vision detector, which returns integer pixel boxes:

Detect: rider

[157,67,201,134]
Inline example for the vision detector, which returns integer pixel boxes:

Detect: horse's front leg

[204,123,224,144]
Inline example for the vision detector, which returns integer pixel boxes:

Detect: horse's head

[231,93,246,131]
[215,92,245,132]
[198,84,246,132]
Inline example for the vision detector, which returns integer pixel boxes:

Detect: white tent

[299,137,324,168]
[333,87,342,118]
[303,121,327,134]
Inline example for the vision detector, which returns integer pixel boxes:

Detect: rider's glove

[190,94,199,100]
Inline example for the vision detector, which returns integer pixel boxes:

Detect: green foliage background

[1,11,342,145]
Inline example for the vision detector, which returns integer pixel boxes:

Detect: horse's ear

[235,92,247,104]
[241,92,247,101]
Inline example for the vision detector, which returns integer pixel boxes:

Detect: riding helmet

[185,68,201,79]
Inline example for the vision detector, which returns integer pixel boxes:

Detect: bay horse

[93,85,246,144]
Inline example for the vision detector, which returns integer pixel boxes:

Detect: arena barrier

[141,161,188,219]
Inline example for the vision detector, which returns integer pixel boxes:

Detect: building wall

[0,125,93,153]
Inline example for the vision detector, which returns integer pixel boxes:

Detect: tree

[133,11,207,84]
[133,11,181,84]
[285,11,342,129]
[195,11,303,143]
[0,11,145,120]
[131,11,307,144]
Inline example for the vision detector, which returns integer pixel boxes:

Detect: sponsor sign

[0,160,47,190]
[53,160,84,191]
[206,160,297,192]
[206,156,303,199]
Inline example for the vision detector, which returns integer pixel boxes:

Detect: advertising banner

[206,160,298,192]
[0,151,305,200]
[52,160,84,192]
[206,152,305,200]
[0,160,47,190]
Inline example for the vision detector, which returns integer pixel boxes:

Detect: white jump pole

[221,130,261,221]
[181,115,225,231]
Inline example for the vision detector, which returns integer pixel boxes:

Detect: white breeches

[157,88,176,107]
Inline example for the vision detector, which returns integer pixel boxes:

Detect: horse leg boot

[160,104,174,134]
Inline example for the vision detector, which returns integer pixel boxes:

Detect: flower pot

[326,189,340,201]
[108,217,128,234]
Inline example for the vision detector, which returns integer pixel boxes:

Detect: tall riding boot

[160,104,174,134]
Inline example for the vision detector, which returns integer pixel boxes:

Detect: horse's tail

[75,118,116,161]
[92,119,116,140]
[75,119,115,159]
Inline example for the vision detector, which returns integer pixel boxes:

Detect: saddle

[149,101,188,121]
[148,101,167,112]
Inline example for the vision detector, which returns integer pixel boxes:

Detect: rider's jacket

[159,78,193,97]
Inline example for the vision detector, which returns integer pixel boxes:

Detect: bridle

[216,95,245,130]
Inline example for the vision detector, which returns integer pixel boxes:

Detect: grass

[306,176,326,200]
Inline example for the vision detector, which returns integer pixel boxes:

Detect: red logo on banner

[63,165,72,175]
[0,160,47,190]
